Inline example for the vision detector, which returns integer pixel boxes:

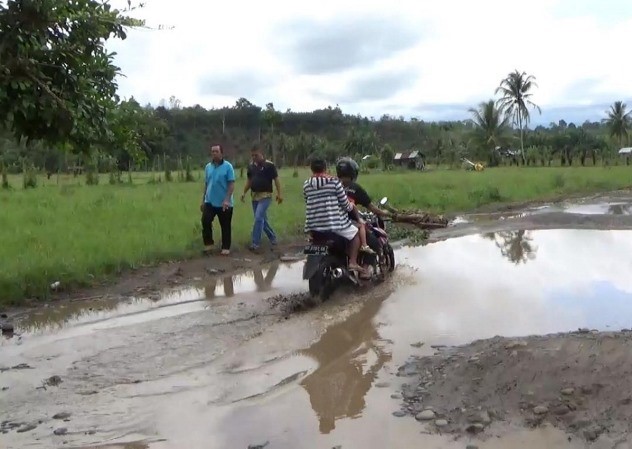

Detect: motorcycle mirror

[379,197,388,205]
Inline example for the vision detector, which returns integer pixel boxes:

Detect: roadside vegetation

[2,166,631,305]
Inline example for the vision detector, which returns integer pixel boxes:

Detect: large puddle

[3,200,632,449]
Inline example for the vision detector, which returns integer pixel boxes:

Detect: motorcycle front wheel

[384,244,396,272]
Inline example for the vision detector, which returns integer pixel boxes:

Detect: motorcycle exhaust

[332,268,344,279]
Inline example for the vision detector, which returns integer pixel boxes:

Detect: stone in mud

[45,375,62,386]
[392,411,406,417]
[465,423,484,434]
[416,410,436,421]
[375,382,390,388]
[583,425,604,442]
[390,394,402,400]
[54,427,67,436]
[435,419,449,427]
[533,405,549,415]
[561,388,575,396]
[1,320,14,332]
[248,442,269,449]
[466,446,479,449]
[468,411,491,425]
[552,405,570,416]
[505,341,527,350]
[53,412,71,420]
[17,423,38,433]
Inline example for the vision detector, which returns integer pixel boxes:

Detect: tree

[0,0,144,151]
[468,100,510,164]
[495,70,542,164]
[262,102,282,164]
[604,101,631,148]
[380,144,394,170]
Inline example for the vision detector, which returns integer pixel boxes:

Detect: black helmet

[335,157,359,181]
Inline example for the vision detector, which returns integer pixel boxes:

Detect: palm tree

[495,70,542,164]
[604,101,631,148]
[468,100,510,161]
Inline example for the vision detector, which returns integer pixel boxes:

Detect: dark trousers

[201,204,233,250]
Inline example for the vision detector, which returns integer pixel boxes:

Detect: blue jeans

[251,198,277,247]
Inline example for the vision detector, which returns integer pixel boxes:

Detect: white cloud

[108,0,632,123]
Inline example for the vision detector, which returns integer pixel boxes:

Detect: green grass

[1,165,631,305]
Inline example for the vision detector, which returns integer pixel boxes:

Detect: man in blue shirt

[200,144,235,255]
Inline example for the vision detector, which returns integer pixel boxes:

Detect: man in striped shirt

[303,157,364,274]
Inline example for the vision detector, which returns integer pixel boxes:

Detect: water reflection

[299,292,393,434]
[203,262,280,298]
[483,230,538,264]
[204,276,235,298]
[253,261,280,292]
[8,263,287,338]
[608,203,632,215]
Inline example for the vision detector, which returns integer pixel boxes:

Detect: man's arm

[242,179,252,197]
[243,164,253,196]
[224,164,236,207]
[226,181,235,202]
[200,166,208,211]
[368,203,389,217]
[274,177,282,202]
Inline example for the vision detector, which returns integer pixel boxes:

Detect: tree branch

[27,72,69,113]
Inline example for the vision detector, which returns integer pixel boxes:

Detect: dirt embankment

[396,330,632,446]
[1,243,304,316]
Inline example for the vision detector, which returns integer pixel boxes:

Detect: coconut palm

[604,101,631,148]
[495,70,542,164]
[469,99,511,151]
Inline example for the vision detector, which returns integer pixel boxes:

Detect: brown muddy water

[2,199,632,449]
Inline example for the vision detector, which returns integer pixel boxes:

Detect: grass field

[1,165,631,305]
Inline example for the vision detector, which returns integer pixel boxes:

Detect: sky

[108,0,632,126]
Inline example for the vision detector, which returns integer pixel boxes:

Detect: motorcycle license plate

[304,244,329,255]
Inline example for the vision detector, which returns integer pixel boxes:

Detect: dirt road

[2,193,632,449]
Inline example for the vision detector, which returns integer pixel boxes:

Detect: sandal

[360,245,375,254]
[348,264,367,276]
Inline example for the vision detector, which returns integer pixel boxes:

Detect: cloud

[106,0,632,123]
[198,72,273,98]
[273,14,426,75]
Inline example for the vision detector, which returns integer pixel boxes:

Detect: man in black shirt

[335,158,390,254]
[241,144,283,251]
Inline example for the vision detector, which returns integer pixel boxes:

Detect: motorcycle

[302,197,396,300]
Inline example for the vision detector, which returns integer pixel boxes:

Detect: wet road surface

[2,194,632,449]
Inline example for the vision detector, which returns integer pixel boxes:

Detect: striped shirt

[303,175,354,232]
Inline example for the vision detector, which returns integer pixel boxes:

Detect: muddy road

[2,193,632,449]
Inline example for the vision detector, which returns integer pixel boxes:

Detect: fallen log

[393,213,448,229]
[380,202,449,230]
[391,212,449,229]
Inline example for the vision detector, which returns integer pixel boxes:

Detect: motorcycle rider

[335,157,390,254]
[303,156,367,276]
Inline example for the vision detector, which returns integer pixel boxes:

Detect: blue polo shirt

[204,159,236,208]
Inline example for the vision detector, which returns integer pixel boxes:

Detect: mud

[397,330,632,447]
[2,192,632,449]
